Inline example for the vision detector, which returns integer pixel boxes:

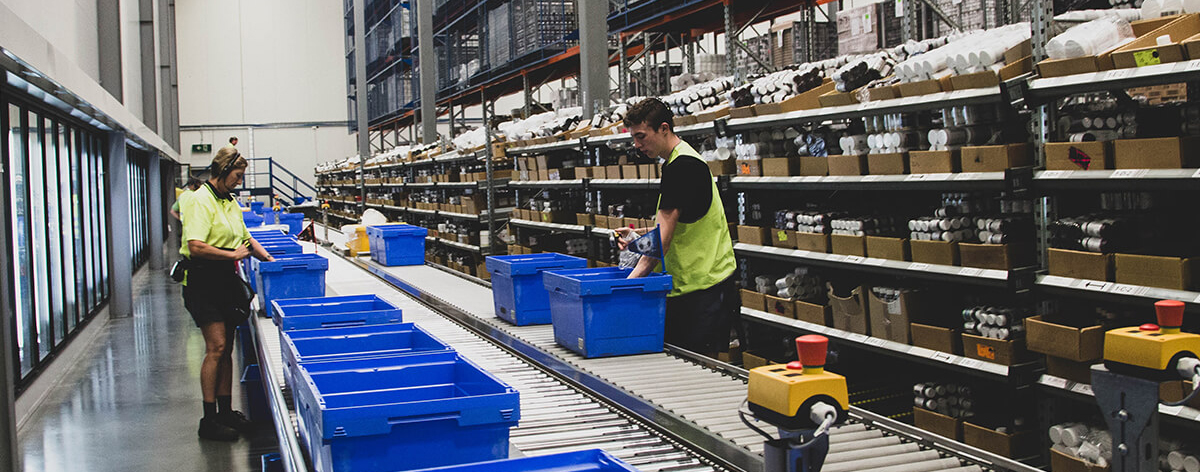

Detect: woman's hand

[230,245,251,260]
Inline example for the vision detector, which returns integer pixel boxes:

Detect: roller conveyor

[256,227,1045,472]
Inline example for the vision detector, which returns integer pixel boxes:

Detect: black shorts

[664,275,740,354]
[182,259,251,328]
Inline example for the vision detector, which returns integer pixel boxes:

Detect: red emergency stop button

[1140,323,1160,331]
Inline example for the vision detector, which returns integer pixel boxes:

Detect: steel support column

[619,35,629,101]
[578,0,609,119]
[724,2,736,78]
[481,89,497,254]
[353,0,369,211]
[902,0,921,42]
[417,0,437,144]
[0,101,20,472]
[147,152,165,270]
[106,132,133,319]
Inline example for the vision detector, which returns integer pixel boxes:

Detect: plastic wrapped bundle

[1046,16,1136,59]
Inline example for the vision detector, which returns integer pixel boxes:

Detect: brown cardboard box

[1006,39,1033,64]
[913,407,961,440]
[911,323,960,354]
[729,106,756,119]
[1185,32,1200,59]
[621,165,639,180]
[868,290,917,344]
[828,283,870,335]
[762,157,800,176]
[793,232,831,253]
[1046,356,1097,385]
[831,234,866,257]
[1000,56,1034,81]
[717,347,743,365]
[591,166,607,179]
[695,105,731,123]
[866,236,910,261]
[963,422,1037,459]
[861,85,898,101]
[605,165,622,179]
[1132,14,1183,36]
[674,114,698,127]
[818,89,860,107]
[1036,51,1117,79]
[640,164,658,179]
[1111,14,1200,69]
[738,159,762,177]
[537,169,551,181]
[753,103,783,117]
[707,159,736,176]
[741,289,766,311]
[961,144,1032,172]
[764,295,797,319]
[737,225,770,246]
[909,150,960,174]
[910,240,960,266]
[1026,315,1105,362]
[1048,248,1113,281]
[768,228,795,249]
[959,243,1027,270]
[828,155,867,176]
[795,300,831,326]
[1046,141,1112,171]
[743,351,770,370]
[950,71,1000,90]
[868,153,909,175]
[575,167,592,179]
[1159,380,1200,409]
[897,79,943,97]
[1114,137,1199,169]
[1114,253,1197,290]
[781,81,837,112]
[962,333,1028,366]
[1050,447,1110,472]
[576,213,594,227]
[799,156,829,176]
[639,219,654,230]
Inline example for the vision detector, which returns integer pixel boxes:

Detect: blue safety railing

[245,157,318,206]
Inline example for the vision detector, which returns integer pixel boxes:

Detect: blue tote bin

[542,267,673,358]
[272,294,403,331]
[279,213,304,235]
[280,322,453,389]
[486,253,587,326]
[366,224,428,266]
[253,254,328,318]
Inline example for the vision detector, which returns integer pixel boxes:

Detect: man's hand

[230,245,251,260]
[614,227,635,250]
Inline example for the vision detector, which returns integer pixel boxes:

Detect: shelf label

[931,351,954,363]
[1074,383,1094,395]
[1104,69,1135,81]
[958,267,983,277]
[1079,280,1114,292]
[824,176,842,182]
[843,255,866,264]
[1133,49,1162,67]
[1161,405,1184,416]
[865,337,886,347]
[863,257,887,266]
[827,254,847,262]
[847,333,870,343]
[1042,376,1068,389]
[1110,283,1150,296]
[862,175,882,182]
[858,100,882,111]
[959,358,985,370]
[788,176,806,183]
[1111,169,1148,179]
[1189,59,1200,70]
[1041,170,1070,179]
[953,173,981,181]
[802,176,822,182]
[907,173,951,181]
[909,263,931,271]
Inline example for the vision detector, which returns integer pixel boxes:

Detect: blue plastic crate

[366,224,428,266]
[254,254,328,318]
[272,295,403,331]
[293,353,519,472]
[243,212,264,227]
[486,253,588,326]
[261,209,278,225]
[250,228,288,239]
[407,449,640,472]
[250,201,265,212]
[542,267,673,358]
[279,213,304,235]
[280,322,453,390]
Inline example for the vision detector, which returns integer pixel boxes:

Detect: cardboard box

[793,231,831,253]
[1036,52,1115,79]
[741,289,766,311]
[1045,141,1112,171]
[868,290,916,344]
[897,79,943,97]
[860,84,898,101]
[913,407,961,440]
[537,169,551,181]
[1114,253,1197,290]
[1000,56,1034,81]
[753,103,783,117]
[674,115,698,127]
[1132,14,1183,36]
[605,165,622,179]
[548,168,576,180]
[1046,356,1097,385]
[795,300,831,326]
[738,159,762,177]
[1113,137,1199,169]
[960,243,1028,270]
[695,105,731,123]
[1050,447,1110,472]
[729,106,756,119]
[591,166,607,179]
[1159,380,1200,409]
[828,155,867,176]
[909,150,960,174]
[799,156,829,176]
[910,240,960,266]
[950,70,1000,90]
[962,333,1028,366]
[575,213,594,227]
[1184,32,1200,59]
[866,236,910,261]
[1111,14,1200,69]
[769,228,796,249]
[621,165,640,180]
[831,234,866,257]
[817,89,860,107]
[827,283,870,335]
[762,157,800,177]
[640,164,658,179]
[1025,315,1105,362]
[575,167,592,179]
[868,153,909,175]
[1005,39,1033,65]
[961,144,1031,172]
[717,347,743,365]
[1048,248,1112,281]
[743,351,770,370]
[764,295,797,319]
[911,323,959,354]
[737,225,770,246]
[707,159,736,176]
[963,422,1037,459]
[781,81,837,112]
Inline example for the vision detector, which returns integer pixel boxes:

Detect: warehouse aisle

[16,268,278,472]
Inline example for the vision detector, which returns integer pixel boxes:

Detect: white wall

[176,0,355,188]
[0,0,101,82]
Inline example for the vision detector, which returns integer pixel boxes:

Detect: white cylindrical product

[1049,423,1069,444]
[1183,455,1200,472]
[1061,424,1089,447]
[1169,451,1190,470]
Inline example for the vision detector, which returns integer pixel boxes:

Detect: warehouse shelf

[588,178,662,189]
[1025,60,1200,103]
[426,236,490,254]
[1034,168,1200,191]
[741,308,1040,383]
[506,139,585,155]
[364,203,513,222]
[729,173,1008,191]
[506,179,585,189]
[734,242,1034,290]
[507,218,588,234]
[1035,275,1200,312]
[727,86,1004,132]
[1037,374,1200,424]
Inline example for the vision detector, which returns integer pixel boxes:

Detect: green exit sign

[191,144,212,153]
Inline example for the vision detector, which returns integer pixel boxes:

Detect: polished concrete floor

[17,268,279,472]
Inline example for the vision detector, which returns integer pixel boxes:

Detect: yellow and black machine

[744,335,849,472]
[1092,300,1200,472]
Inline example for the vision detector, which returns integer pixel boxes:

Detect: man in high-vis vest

[616,98,739,357]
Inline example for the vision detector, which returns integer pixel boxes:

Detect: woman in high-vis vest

[618,98,740,357]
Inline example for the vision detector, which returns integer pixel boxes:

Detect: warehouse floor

[16,268,278,472]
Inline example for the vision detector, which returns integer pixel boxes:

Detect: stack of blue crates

[542,267,673,358]
[274,294,522,472]
[485,253,587,326]
[366,224,428,266]
[279,213,304,235]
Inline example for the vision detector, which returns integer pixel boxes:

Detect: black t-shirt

[658,153,712,224]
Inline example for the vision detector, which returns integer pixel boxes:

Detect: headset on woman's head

[213,152,243,179]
